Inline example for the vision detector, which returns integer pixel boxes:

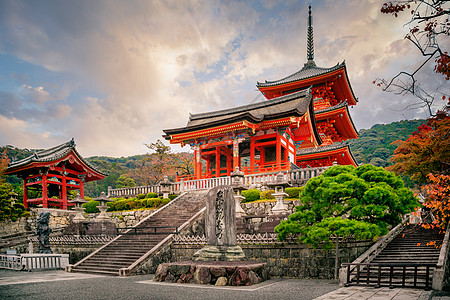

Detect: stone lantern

[69,193,88,222]
[160,176,172,199]
[9,189,17,206]
[94,191,113,220]
[230,166,246,217]
[267,172,290,215]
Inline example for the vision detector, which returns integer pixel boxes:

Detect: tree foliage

[374,0,449,116]
[115,174,136,188]
[275,164,419,248]
[350,119,426,168]
[387,111,450,185]
[423,173,450,229]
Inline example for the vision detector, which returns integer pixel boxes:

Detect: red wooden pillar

[206,155,211,176]
[80,181,85,198]
[233,138,240,170]
[215,146,220,178]
[276,134,281,170]
[194,146,201,179]
[22,180,28,209]
[62,175,67,210]
[250,137,255,173]
[42,174,48,208]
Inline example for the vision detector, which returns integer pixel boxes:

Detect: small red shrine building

[5,139,106,210]
[163,6,358,180]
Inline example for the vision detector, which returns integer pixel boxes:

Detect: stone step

[70,267,119,276]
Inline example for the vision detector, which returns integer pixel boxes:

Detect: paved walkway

[0,269,449,300]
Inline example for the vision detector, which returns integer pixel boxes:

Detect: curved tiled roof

[257,61,345,88]
[6,138,107,176]
[188,89,310,124]
[164,89,318,137]
[315,100,348,114]
[296,141,351,155]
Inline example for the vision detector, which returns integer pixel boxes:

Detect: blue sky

[0,0,448,157]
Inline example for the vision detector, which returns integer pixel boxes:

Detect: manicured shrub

[168,194,178,200]
[138,199,148,208]
[146,192,158,198]
[153,198,162,207]
[242,189,260,203]
[260,190,275,200]
[137,194,146,200]
[285,187,302,198]
[82,200,100,213]
[161,198,170,205]
[114,199,129,211]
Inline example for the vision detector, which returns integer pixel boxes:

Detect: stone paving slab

[0,270,105,286]
[313,286,433,300]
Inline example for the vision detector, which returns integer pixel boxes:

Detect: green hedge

[260,190,275,200]
[107,197,171,212]
[168,194,178,200]
[285,187,302,198]
[82,200,100,213]
[242,189,260,203]
[137,194,146,199]
[146,192,158,198]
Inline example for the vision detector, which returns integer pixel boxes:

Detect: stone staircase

[67,191,206,276]
[343,224,445,289]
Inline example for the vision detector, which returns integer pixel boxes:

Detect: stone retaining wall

[1,200,290,238]
[171,240,372,279]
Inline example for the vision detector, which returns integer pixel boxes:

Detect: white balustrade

[107,166,330,197]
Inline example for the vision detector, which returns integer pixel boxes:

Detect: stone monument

[36,211,52,254]
[193,186,245,261]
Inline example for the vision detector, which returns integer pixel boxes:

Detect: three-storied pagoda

[5,139,107,209]
[163,6,358,179]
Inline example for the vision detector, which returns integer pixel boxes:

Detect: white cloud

[0,0,447,157]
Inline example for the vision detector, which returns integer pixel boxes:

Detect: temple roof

[6,139,107,177]
[256,61,345,88]
[296,141,357,163]
[164,89,317,137]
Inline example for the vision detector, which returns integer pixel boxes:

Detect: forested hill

[1,119,426,196]
[349,119,426,167]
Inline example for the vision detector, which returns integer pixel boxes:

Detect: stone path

[0,270,104,286]
[314,286,450,300]
[0,269,449,300]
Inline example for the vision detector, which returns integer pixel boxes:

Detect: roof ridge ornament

[303,5,316,69]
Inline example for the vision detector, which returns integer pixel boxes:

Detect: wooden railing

[342,262,435,290]
[108,166,329,198]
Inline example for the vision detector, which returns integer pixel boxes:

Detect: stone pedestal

[193,245,245,261]
[270,192,289,215]
[96,205,109,220]
[153,261,269,286]
[72,207,87,222]
[234,195,246,218]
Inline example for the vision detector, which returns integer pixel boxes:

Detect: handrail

[339,217,409,286]
[432,222,450,290]
[342,262,436,290]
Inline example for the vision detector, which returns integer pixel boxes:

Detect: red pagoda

[5,139,107,210]
[163,6,358,179]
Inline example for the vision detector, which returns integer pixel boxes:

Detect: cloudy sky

[0,0,447,157]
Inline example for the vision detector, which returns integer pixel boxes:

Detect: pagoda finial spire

[304,5,316,69]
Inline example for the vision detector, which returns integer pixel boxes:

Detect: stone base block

[193,245,245,261]
[153,261,269,286]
